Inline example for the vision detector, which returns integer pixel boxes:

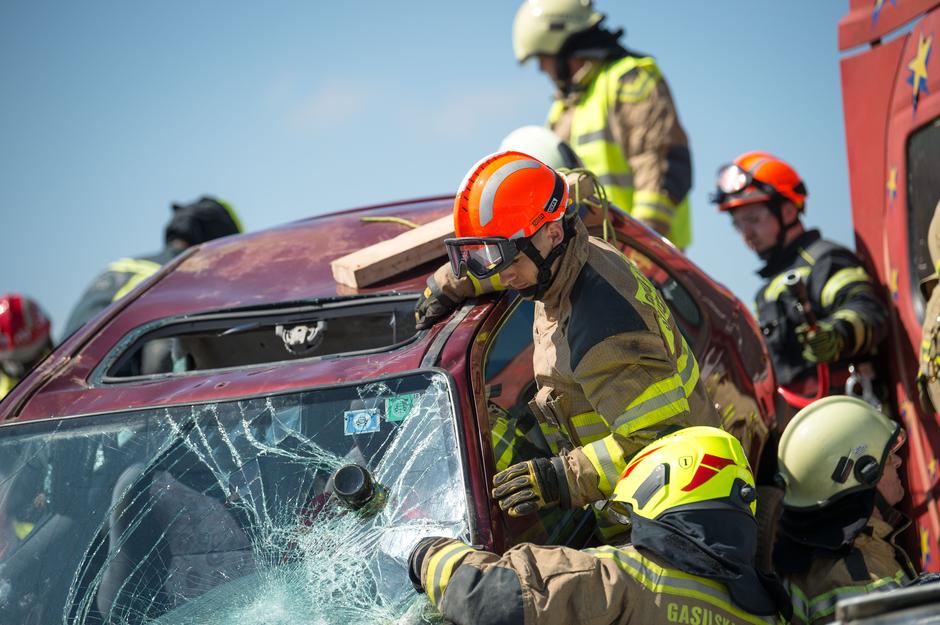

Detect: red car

[0,197,775,624]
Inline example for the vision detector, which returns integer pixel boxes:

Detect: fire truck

[839,0,940,571]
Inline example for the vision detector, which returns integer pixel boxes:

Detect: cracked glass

[0,371,466,624]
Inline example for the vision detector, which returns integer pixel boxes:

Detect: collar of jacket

[757,228,822,279]
[630,507,791,617]
[536,218,590,315]
[556,59,604,101]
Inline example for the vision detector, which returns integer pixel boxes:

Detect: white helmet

[776,396,903,510]
[498,126,583,170]
[512,0,604,63]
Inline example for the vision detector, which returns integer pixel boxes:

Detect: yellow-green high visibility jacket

[415,537,783,625]
[549,56,692,249]
[781,518,916,625]
[0,370,18,401]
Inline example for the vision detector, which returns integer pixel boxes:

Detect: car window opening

[104,297,419,380]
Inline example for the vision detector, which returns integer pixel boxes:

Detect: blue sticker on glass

[344,409,381,435]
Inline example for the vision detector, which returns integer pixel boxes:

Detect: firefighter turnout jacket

[780,517,916,625]
[413,537,782,625]
[432,219,718,515]
[754,229,887,388]
[548,56,692,249]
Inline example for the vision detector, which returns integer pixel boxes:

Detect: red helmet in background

[712,151,808,212]
[0,294,51,367]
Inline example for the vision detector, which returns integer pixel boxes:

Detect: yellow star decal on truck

[886,166,898,201]
[907,33,932,111]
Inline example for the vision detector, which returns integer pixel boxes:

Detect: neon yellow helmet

[512,0,604,64]
[611,426,757,521]
[777,396,903,510]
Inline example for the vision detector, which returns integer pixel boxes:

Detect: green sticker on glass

[385,393,417,422]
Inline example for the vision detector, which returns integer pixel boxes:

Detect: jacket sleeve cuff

[419,538,478,608]
[557,446,606,507]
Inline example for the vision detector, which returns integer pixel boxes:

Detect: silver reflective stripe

[591,439,619,487]
[808,579,903,621]
[613,384,687,431]
[479,159,541,227]
[575,421,609,440]
[598,173,634,187]
[576,128,615,144]
[678,351,696,386]
[634,197,676,218]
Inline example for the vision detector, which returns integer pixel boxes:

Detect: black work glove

[414,277,458,330]
[491,457,570,517]
[795,319,845,363]
[407,536,442,594]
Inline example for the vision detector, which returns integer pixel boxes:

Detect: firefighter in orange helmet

[0,294,53,400]
[425,151,718,541]
[407,427,791,625]
[712,152,887,406]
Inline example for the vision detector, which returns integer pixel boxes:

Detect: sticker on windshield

[385,393,417,423]
[344,409,381,435]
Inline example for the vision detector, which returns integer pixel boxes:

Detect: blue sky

[1,1,853,340]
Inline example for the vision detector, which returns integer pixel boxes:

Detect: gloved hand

[795,319,844,363]
[414,277,458,330]
[491,457,569,517]
[408,536,443,593]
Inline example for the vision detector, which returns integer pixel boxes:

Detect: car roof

[1,196,466,423]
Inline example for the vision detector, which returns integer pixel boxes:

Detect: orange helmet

[446,151,570,284]
[454,151,568,240]
[712,151,808,212]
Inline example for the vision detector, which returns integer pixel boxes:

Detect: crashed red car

[0,197,775,624]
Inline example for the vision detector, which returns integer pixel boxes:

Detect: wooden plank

[330,215,453,288]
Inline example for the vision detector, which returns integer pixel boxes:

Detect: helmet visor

[444,237,520,279]
[711,163,776,207]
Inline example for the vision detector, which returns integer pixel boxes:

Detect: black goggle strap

[543,170,567,215]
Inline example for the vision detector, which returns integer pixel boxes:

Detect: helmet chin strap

[758,199,801,262]
[516,219,576,299]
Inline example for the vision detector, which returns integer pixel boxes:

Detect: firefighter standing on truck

[407,427,791,625]
[512,0,694,250]
[416,151,719,540]
[712,151,887,406]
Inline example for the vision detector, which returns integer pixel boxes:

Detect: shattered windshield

[0,371,467,625]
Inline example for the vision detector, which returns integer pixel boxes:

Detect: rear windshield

[0,371,465,625]
[101,295,419,380]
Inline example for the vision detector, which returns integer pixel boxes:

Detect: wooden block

[331,215,454,288]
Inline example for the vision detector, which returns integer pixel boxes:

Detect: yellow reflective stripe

[632,190,677,224]
[490,417,516,472]
[763,266,812,302]
[787,570,907,623]
[425,541,474,607]
[0,372,17,400]
[570,410,610,444]
[583,436,624,494]
[13,520,35,540]
[832,308,867,352]
[537,421,567,455]
[106,258,163,302]
[587,546,775,625]
[615,61,661,104]
[676,337,700,395]
[613,373,689,436]
[467,273,505,296]
[820,267,872,309]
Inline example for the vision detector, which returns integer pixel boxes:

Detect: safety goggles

[710,163,777,205]
[444,237,521,279]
